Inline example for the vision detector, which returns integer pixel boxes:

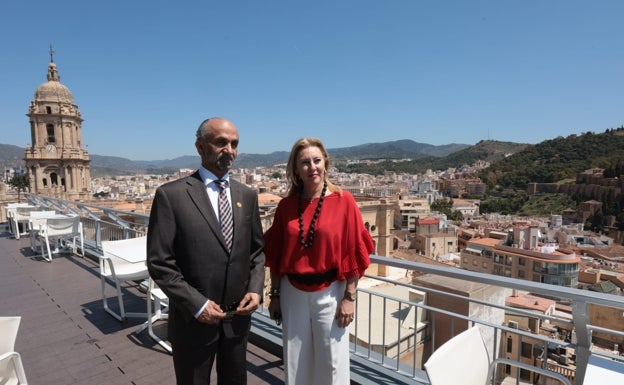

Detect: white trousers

[281,278,350,385]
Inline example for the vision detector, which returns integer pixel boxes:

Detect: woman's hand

[268,298,282,325]
[336,297,355,328]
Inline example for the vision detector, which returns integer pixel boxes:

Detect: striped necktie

[215,179,233,251]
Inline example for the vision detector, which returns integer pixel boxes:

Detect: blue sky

[1,1,622,160]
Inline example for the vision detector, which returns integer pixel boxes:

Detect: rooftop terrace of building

[0,227,284,385]
[3,193,624,384]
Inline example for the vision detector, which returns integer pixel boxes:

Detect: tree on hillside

[431,198,453,213]
[585,212,604,233]
[8,173,30,202]
[430,198,464,221]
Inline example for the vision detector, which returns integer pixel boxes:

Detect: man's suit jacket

[147,171,265,347]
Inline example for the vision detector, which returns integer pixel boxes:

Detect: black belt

[288,269,337,286]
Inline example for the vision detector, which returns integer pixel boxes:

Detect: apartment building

[502,293,576,384]
[460,226,580,288]
[397,197,431,230]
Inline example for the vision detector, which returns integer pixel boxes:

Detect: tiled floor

[0,230,284,384]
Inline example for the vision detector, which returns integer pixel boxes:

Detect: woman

[264,137,374,385]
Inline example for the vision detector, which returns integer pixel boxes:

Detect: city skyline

[1,1,623,160]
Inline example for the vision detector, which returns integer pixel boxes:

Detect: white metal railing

[20,194,624,385]
[25,194,148,247]
[359,256,624,384]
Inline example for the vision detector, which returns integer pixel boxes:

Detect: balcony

[2,194,624,384]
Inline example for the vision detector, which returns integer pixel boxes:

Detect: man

[147,117,265,385]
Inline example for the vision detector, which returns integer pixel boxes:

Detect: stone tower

[24,51,90,200]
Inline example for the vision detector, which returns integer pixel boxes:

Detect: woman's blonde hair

[286,137,340,196]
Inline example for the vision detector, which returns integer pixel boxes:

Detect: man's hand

[197,301,227,324]
[235,292,260,315]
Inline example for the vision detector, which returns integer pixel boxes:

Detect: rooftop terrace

[3,194,624,384]
[0,229,284,384]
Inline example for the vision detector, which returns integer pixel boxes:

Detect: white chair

[135,278,172,354]
[0,316,28,385]
[424,326,571,385]
[5,203,30,239]
[27,210,56,255]
[11,206,38,240]
[38,216,84,262]
[100,237,149,321]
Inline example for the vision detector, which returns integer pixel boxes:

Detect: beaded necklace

[298,182,328,248]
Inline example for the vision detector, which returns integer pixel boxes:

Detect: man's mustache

[216,153,236,169]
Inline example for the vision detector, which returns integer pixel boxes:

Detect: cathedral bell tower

[24,49,91,200]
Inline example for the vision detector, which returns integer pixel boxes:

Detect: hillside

[436,139,529,167]
[477,128,624,227]
[338,140,528,175]
[480,129,624,189]
[328,140,469,160]
[0,144,25,169]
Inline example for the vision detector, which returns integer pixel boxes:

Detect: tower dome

[33,61,75,104]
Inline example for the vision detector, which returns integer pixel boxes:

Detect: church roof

[34,61,75,104]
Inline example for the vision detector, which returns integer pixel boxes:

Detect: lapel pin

[236,202,242,208]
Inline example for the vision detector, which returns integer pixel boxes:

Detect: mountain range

[1,140,485,176]
[4,130,622,186]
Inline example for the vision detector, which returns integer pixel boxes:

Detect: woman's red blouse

[264,190,374,291]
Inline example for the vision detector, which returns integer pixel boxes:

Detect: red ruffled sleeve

[263,203,284,271]
[337,191,373,280]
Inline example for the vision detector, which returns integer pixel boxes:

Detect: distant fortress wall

[527,174,623,201]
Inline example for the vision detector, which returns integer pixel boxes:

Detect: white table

[583,355,624,384]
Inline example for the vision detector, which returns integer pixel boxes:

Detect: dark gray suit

[147,171,265,385]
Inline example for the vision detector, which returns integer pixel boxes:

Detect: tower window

[46,106,52,114]
[46,124,55,143]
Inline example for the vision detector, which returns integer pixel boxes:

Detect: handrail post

[572,299,592,383]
